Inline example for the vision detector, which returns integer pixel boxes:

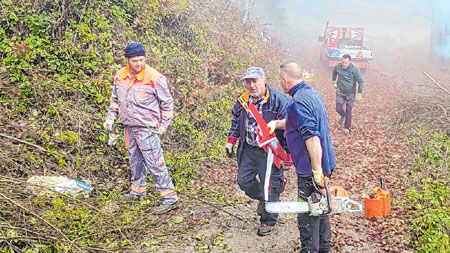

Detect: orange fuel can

[365,178,391,218]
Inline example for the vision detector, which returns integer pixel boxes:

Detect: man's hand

[312,169,325,187]
[267,120,279,135]
[280,160,295,170]
[103,119,114,131]
[225,143,235,158]
[333,81,337,89]
[355,93,362,101]
[158,126,167,136]
[280,154,295,170]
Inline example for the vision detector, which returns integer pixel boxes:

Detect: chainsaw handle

[345,198,364,213]
[324,181,332,214]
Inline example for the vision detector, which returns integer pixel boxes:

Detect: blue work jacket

[228,85,290,163]
[285,82,336,177]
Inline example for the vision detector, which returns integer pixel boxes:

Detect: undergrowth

[404,126,450,252]
[0,0,285,251]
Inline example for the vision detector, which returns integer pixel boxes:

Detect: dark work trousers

[336,92,355,130]
[298,176,332,253]
[237,142,284,226]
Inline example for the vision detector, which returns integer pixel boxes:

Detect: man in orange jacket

[104,42,178,214]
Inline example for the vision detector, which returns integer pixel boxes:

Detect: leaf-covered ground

[169,42,450,253]
[185,64,410,253]
[1,0,449,251]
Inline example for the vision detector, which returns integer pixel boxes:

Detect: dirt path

[318,67,412,253]
[164,44,450,252]
[163,67,408,252]
[166,65,413,252]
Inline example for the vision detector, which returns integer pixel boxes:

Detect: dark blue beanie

[125,42,146,58]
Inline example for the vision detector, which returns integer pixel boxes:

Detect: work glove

[225,142,235,158]
[280,155,295,170]
[333,81,337,89]
[267,120,278,135]
[312,169,325,187]
[355,92,362,101]
[108,132,120,146]
[103,118,114,132]
[158,126,167,136]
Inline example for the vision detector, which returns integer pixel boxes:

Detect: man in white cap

[225,67,292,236]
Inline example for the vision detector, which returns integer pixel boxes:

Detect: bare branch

[0,191,84,252]
[424,72,450,96]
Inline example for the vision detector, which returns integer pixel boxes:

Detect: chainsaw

[245,101,363,215]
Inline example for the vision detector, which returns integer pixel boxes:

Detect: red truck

[318,23,374,70]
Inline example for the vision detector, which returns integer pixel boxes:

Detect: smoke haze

[235,0,450,83]
[249,1,428,44]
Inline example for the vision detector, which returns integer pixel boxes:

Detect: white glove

[333,81,337,89]
[225,143,235,158]
[355,93,362,101]
[267,120,278,134]
[158,126,167,136]
[312,169,324,187]
[103,119,114,131]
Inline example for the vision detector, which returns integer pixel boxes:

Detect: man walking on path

[268,62,336,252]
[332,54,364,133]
[225,67,291,236]
[104,42,178,214]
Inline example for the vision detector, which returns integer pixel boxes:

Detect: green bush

[406,131,450,252]
[0,0,284,251]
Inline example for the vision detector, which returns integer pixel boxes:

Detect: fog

[432,0,450,59]
[235,0,450,62]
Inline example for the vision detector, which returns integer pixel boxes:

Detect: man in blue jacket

[268,62,336,252]
[225,67,291,236]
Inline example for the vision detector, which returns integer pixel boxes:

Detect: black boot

[257,224,274,236]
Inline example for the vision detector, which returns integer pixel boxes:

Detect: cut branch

[0,133,47,152]
[424,72,450,96]
[0,132,67,157]
[437,104,450,122]
[0,192,84,252]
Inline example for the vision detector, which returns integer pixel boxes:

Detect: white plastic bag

[52,180,92,198]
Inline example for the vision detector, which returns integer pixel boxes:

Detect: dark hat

[125,42,146,58]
